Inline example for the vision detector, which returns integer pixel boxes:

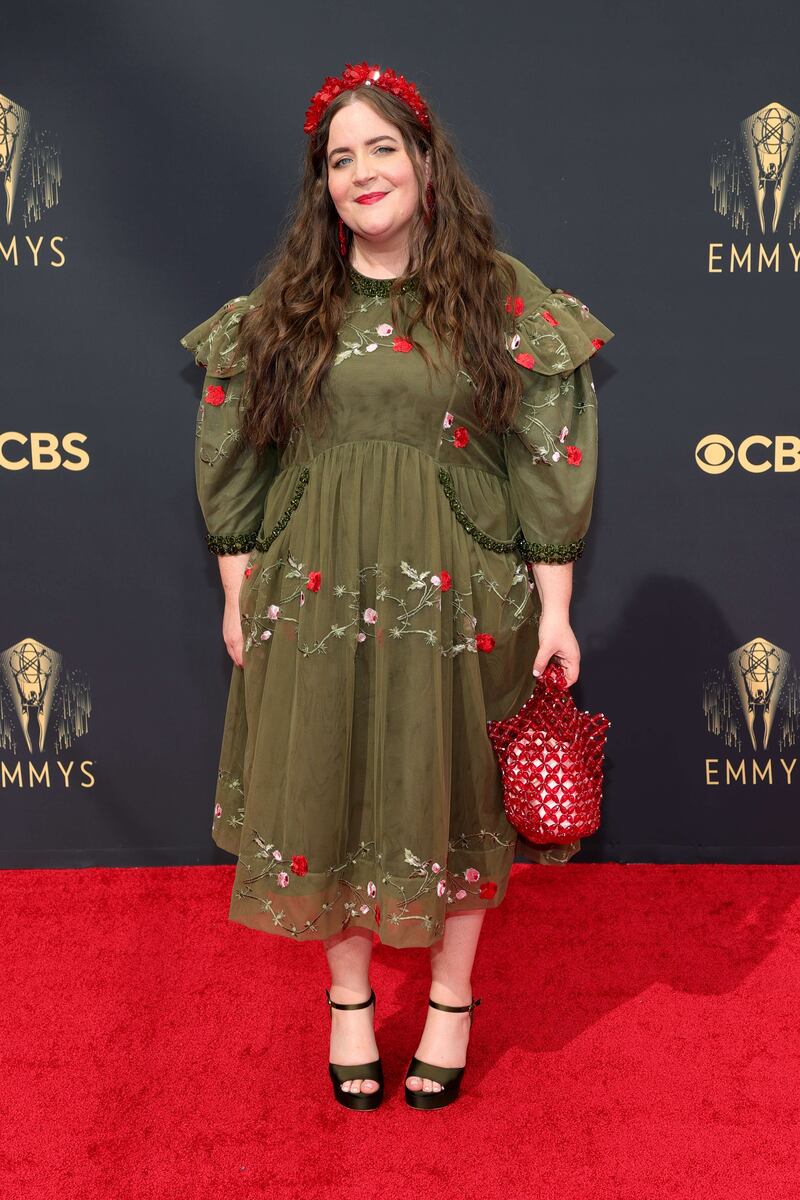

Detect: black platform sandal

[404,995,482,1110]
[326,986,384,1111]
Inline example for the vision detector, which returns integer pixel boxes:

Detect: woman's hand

[532,612,580,686]
[222,597,245,667]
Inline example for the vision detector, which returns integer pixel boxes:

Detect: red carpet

[2,862,799,1199]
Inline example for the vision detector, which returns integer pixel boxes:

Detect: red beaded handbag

[486,662,611,843]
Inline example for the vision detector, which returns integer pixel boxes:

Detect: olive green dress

[179,251,615,948]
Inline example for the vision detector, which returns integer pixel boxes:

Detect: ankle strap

[325,986,376,1010]
[428,996,482,1014]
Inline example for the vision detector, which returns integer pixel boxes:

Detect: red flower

[244,567,252,577]
[306,571,322,591]
[566,445,583,466]
[505,294,525,316]
[203,384,226,406]
[439,570,452,591]
[591,338,605,350]
[475,633,496,652]
[514,352,535,370]
[480,880,498,899]
[375,904,381,926]
[392,337,414,353]
[540,309,559,327]
[291,854,308,876]
[453,426,470,448]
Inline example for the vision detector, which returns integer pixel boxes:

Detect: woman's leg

[323,926,380,1095]
[406,908,487,1093]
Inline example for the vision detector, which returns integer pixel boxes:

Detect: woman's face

[326,98,427,247]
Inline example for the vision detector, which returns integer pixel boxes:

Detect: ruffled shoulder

[497,252,615,377]
[179,286,264,378]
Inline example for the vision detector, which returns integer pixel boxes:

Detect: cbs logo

[0,433,89,471]
[695,435,800,474]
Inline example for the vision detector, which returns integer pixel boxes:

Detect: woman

[180,61,614,1111]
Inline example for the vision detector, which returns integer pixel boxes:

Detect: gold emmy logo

[711,101,800,236]
[703,637,799,754]
[0,91,61,227]
[0,636,90,756]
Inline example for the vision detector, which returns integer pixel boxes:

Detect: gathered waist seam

[273,438,509,484]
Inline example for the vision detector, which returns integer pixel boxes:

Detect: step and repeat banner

[2,3,799,866]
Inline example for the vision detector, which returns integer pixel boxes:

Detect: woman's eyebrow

[327,134,398,161]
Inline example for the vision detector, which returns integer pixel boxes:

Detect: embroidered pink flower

[306,571,322,591]
[475,633,496,652]
[376,323,394,336]
[272,849,282,860]
[260,630,272,641]
[540,309,559,327]
[357,631,366,642]
[455,889,467,900]
[203,384,226,406]
[277,871,290,887]
[559,426,569,442]
[267,604,280,619]
[551,451,561,463]
[392,336,413,353]
[453,426,470,448]
[360,904,370,914]
[566,445,583,465]
[214,803,222,818]
[365,343,378,352]
[291,854,308,876]
[591,338,605,350]
[363,607,378,624]
[431,862,441,873]
[367,880,377,897]
[515,352,535,370]
[437,879,447,897]
[443,411,454,429]
[480,880,498,899]
[505,294,525,316]
[464,867,480,883]
[299,592,305,606]
[509,332,521,350]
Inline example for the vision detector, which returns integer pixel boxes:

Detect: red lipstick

[355,192,387,204]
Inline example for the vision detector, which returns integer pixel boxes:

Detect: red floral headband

[304,61,431,135]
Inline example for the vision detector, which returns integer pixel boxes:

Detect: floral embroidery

[591,337,605,350]
[505,294,525,316]
[292,854,308,875]
[453,426,470,448]
[514,352,535,370]
[203,384,226,406]
[333,314,415,365]
[239,551,535,657]
[393,337,414,353]
[507,368,595,468]
[566,445,583,465]
[306,570,322,591]
[540,309,559,327]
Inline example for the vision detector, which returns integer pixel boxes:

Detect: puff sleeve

[500,254,616,564]
[180,291,280,555]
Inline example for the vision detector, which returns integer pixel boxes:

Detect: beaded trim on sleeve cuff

[521,537,585,564]
[205,530,260,556]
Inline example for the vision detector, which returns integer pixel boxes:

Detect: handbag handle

[540,661,570,692]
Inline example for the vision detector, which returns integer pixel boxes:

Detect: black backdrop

[3,0,799,867]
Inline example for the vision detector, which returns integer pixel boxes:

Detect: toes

[406,1075,421,1090]
[361,1079,378,1093]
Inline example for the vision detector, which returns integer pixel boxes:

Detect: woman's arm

[529,560,580,684]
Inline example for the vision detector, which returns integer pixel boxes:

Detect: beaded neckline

[347,263,419,298]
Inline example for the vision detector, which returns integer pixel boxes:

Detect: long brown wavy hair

[238,81,523,452]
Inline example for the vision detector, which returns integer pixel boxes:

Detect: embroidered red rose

[291,854,308,876]
[591,338,605,350]
[392,337,413,353]
[439,569,452,591]
[203,384,226,406]
[566,445,583,466]
[480,880,498,899]
[453,426,470,448]
[514,352,535,370]
[375,904,381,926]
[475,633,496,652]
[540,309,559,327]
[505,294,525,316]
[306,571,322,591]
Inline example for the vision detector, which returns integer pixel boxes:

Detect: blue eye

[332,145,395,169]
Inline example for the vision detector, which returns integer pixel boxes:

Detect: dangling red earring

[423,180,436,227]
[338,216,348,257]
